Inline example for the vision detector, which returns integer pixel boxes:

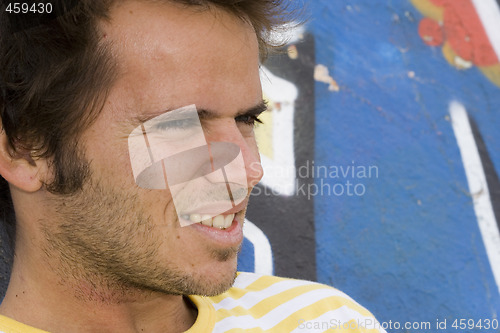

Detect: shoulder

[0,314,49,333]
[206,272,387,332]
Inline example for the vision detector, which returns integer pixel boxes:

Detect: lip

[189,216,243,247]
[181,198,249,216]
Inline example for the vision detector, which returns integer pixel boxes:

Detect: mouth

[177,199,248,247]
[181,213,235,230]
[179,198,248,230]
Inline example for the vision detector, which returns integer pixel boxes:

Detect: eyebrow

[134,100,268,125]
[197,99,268,120]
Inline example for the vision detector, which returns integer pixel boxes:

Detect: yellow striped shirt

[0,272,386,332]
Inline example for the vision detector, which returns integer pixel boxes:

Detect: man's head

[0,0,289,209]
[0,0,290,301]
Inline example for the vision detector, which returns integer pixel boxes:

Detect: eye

[235,114,264,126]
[153,118,199,131]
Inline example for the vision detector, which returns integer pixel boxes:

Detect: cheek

[81,122,136,182]
[89,142,138,189]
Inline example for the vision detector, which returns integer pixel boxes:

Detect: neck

[0,235,197,333]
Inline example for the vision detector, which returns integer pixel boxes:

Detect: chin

[192,247,240,296]
[187,261,238,297]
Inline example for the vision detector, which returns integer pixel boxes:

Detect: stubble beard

[41,161,240,304]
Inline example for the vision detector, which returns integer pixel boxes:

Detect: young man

[0,1,386,332]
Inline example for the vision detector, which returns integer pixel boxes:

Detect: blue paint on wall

[310,0,500,330]
[237,237,255,273]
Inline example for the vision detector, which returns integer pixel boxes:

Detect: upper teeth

[182,213,235,229]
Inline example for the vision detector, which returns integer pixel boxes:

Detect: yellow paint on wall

[410,0,444,22]
[255,96,273,159]
[442,41,472,69]
[479,64,500,88]
[442,41,456,67]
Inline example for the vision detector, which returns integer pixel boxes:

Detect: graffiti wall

[238,0,500,331]
[0,1,498,332]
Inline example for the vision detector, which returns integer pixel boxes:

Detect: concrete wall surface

[239,0,500,332]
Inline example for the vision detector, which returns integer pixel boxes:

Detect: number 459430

[5,2,53,14]
[452,318,499,330]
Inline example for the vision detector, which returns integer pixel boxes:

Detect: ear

[0,128,47,193]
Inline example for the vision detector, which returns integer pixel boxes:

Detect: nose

[205,120,263,189]
[243,140,264,189]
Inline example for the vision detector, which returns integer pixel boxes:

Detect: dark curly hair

[0,0,296,242]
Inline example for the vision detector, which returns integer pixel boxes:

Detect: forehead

[100,1,261,117]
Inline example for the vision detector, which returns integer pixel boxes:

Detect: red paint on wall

[416,0,498,66]
[418,18,444,46]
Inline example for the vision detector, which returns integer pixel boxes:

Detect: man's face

[44,1,264,298]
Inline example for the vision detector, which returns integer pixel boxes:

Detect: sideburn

[45,140,91,195]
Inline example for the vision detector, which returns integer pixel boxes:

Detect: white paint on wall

[259,66,298,196]
[243,219,274,275]
[471,0,500,62]
[450,100,500,294]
